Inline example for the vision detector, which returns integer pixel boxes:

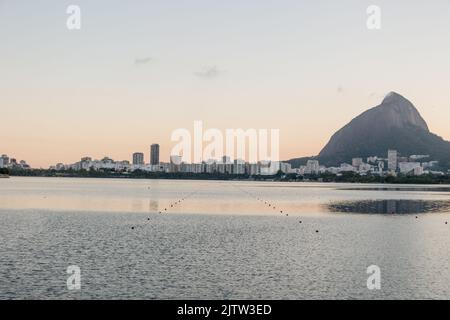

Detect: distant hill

[288,92,450,168]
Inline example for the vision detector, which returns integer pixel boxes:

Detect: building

[258,160,273,175]
[399,162,421,175]
[280,162,292,174]
[246,163,260,176]
[414,166,424,176]
[410,155,429,161]
[340,163,356,172]
[132,152,144,165]
[233,159,246,174]
[367,156,379,164]
[170,155,182,165]
[358,163,372,173]
[305,160,320,175]
[0,155,9,168]
[150,144,160,165]
[217,163,226,174]
[0,155,30,169]
[222,155,231,164]
[169,155,182,173]
[373,160,384,174]
[352,158,363,168]
[388,150,398,171]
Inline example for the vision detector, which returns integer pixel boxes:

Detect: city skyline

[30,147,440,179]
[2,1,450,167]
[1,146,437,177]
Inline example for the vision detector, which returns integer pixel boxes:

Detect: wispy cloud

[194,66,222,79]
[134,57,152,66]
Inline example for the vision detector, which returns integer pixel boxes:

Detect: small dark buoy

[131,226,135,230]
[315,230,319,233]
[164,208,167,211]
[416,216,418,219]
[446,222,448,225]
[299,221,302,223]
[286,214,288,217]
[147,218,150,221]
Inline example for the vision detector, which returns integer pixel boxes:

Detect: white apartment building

[280,162,292,174]
[233,159,246,175]
[339,163,356,172]
[352,158,363,167]
[305,160,320,174]
[388,150,398,171]
[399,162,422,175]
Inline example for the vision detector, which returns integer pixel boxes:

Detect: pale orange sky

[1,1,450,168]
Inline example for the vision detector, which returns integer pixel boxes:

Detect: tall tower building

[150,144,160,165]
[388,149,398,171]
[132,152,144,165]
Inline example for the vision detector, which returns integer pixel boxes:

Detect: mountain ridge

[288,92,450,168]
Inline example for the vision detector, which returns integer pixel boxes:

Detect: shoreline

[6,171,450,185]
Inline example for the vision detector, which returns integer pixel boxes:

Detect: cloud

[194,66,222,79]
[134,57,152,66]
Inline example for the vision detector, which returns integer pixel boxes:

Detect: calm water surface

[1,177,450,299]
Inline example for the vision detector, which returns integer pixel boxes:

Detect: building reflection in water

[149,199,159,212]
[327,199,450,214]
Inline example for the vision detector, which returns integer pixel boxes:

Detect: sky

[1,0,450,168]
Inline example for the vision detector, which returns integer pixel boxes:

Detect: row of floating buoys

[130,189,198,230]
[158,191,197,215]
[237,186,287,216]
[235,186,322,233]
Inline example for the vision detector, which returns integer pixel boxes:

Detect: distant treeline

[0,168,9,175]
[8,168,450,184]
[315,171,450,184]
[8,168,261,181]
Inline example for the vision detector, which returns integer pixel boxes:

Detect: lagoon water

[1,177,450,299]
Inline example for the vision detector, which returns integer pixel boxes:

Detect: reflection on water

[149,199,159,212]
[3,178,450,299]
[327,199,450,214]
[339,187,450,192]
